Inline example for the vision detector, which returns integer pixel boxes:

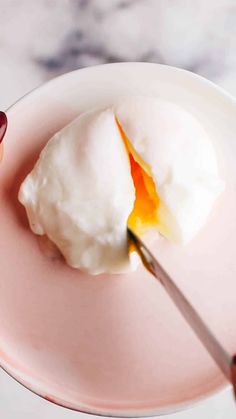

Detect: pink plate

[0,63,236,416]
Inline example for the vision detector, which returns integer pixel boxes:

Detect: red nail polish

[0,112,8,144]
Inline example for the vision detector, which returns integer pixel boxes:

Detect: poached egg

[19,97,224,274]
[115,97,224,243]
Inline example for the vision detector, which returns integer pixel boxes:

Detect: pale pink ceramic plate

[0,63,236,417]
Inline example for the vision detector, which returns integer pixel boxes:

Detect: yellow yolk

[128,154,160,235]
[116,118,162,236]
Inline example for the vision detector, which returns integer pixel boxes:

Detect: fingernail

[0,111,8,144]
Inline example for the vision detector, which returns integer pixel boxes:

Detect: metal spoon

[128,228,236,396]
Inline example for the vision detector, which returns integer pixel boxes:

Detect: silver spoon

[128,228,236,396]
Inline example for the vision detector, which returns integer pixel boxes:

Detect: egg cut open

[19,98,225,274]
[116,120,167,238]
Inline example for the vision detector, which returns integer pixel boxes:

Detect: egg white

[19,97,224,274]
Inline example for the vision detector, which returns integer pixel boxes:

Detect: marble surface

[1,0,236,110]
[1,0,236,418]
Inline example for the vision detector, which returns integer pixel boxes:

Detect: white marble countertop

[1,0,236,111]
[1,1,236,418]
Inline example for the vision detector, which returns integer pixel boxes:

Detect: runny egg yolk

[128,154,160,235]
[116,119,161,236]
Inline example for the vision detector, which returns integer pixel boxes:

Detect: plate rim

[1,62,235,417]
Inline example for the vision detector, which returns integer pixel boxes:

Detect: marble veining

[0,0,236,109]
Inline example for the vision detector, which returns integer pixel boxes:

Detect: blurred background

[1,0,236,109]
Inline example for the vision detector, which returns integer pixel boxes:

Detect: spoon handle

[128,228,236,396]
